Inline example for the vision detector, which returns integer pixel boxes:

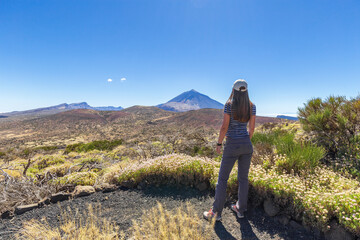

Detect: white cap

[233,79,248,92]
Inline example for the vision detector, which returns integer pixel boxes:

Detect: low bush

[56,172,98,186]
[34,145,60,152]
[64,139,123,153]
[2,169,22,178]
[115,154,217,188]
[34,155,66,170]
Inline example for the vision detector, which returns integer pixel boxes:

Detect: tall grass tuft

[275,134,326,174]
[252,130,325,174]
[130,201,215,240]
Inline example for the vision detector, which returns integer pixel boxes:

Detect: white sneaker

[231,204,244,218]
[203,208,222,221]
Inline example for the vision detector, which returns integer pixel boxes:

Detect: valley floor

[0,185,323,240]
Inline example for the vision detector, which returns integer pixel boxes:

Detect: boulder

[94,183,117,193]
[51,192,71,203]
[15,203,39,215]
[325,220,355,240]
[263,198,280,217]
[121,180,136,189]
[313,227,323,239]
[1,210,13,219]
[196,182,208,191]
[275,214,290,225]
[289,220,304,231]
[38,197,51,207]
[72,185,96,198]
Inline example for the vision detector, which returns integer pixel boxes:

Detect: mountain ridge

[1,102,123,118]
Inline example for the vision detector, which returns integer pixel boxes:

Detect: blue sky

[1,0,359,116]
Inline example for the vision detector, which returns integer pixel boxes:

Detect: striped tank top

[224,102,256,139]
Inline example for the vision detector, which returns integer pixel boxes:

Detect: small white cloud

[120,77,126,82]
[107,78,113,82]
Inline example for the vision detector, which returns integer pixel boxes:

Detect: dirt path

[0,185,324,240]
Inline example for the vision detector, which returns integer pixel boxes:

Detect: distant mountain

[93,106,123,111]
[277,115,298,121]
[1,102,123,119]
[157,89,224,112]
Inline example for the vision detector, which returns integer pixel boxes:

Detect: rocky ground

[0,185,324,240]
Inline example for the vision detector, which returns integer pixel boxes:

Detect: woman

[204,79,256,221]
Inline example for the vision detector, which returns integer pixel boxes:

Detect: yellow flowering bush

[116,154,217,188]
[248,163,360,234]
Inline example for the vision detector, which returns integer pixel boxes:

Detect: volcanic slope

[0,106,287,150]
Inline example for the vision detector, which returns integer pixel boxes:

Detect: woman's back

[224,102,256,139]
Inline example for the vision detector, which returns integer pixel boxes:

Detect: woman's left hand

[216,145,222,154]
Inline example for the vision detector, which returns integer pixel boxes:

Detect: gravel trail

[0,185,324,240]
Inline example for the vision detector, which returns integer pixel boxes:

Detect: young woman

[204,79,256,221]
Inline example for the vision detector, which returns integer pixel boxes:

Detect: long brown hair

[226,87,251,122]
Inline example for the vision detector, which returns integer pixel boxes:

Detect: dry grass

[130,201,215,240]
[15,204,125,240]
[0,176,57,214]
[15,201,213,240]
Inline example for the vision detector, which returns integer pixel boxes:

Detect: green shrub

[298,96,360,158]
[0,151,5,158]
[64,140,123,153]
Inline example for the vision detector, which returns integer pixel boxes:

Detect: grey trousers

[212,137,253,216]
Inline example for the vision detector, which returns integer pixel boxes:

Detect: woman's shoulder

[224,101,232,109]
[224,101,232,114]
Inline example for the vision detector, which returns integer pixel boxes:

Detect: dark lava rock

[38,197,51,207]
[1,210,13,219]
[15,203,39,215]
[51,192,71,203]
